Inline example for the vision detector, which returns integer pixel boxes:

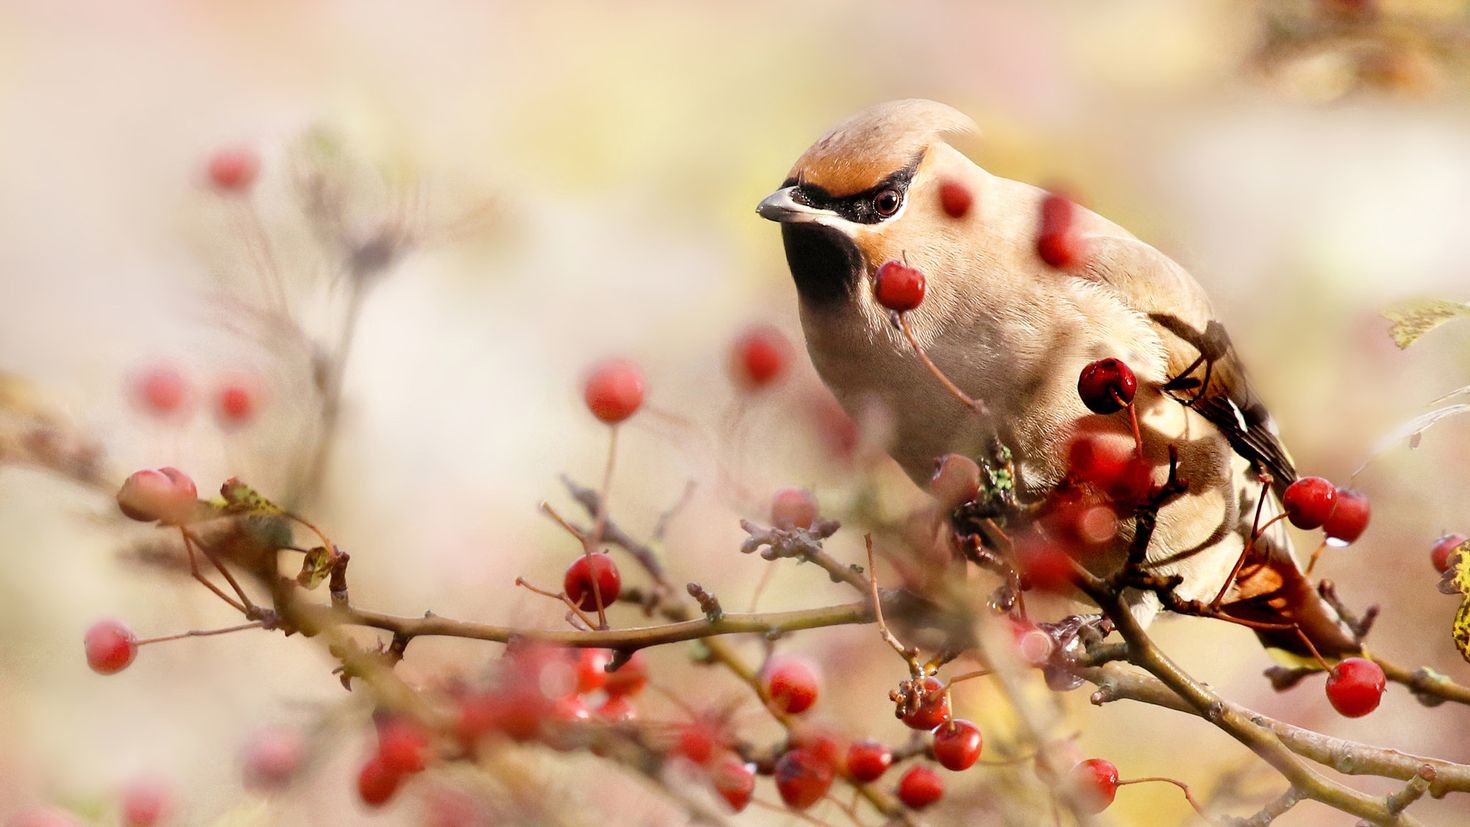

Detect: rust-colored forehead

[786,99,977,197]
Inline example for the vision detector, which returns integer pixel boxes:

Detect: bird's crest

[787,99,978,198]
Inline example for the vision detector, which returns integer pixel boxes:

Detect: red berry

[563,552,621,612]
[730,324,792,390]
[1283,476,1339,530]
[356,755,402,808]
[1432,533,1468,574]
[1011,620,1055,666]
[583,359,645,424]
[897,765,944,810]
[120,779,169,827]
[85,619,137,675]
[902,676,952,731]
[712,755,756,813]
[773,748,834,810]
[1017,539,1075,593]
[873,260,926,312]
[938,179,973,219]
[761,655,821,715]
[242,728,306,791]
[675,718,722,765]
[1077,358,1137,415]
[117,467,197,525]
[574,648,614,694]
[1067,758,1119,813]
[1323,488,1370,546]
[932,719,983,771]
[596,695,638,722]
[846,740,894,782]
[930,454,981,509]
[215,381,260,427]
[207,147,258,192]
[376,717,430,775]
[604,651,648,697]
[770,486,819,530]
[132,365,191,417]
[1325,657,1386,718]
[1037,192,1085,269]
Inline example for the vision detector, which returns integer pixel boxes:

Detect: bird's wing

[1078,234,1298,497]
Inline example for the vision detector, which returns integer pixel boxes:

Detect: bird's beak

[756,186,834,224]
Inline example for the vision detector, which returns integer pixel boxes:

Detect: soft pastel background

[2,1,1470,825]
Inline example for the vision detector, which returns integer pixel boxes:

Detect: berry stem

[898,315,990,419]
[1124,400,1144,459]
[584,425,621,630]
[1305,538,1329,576]
[182,527,259,613]
[1115,776,1207,817]
[865,535,923,676]
[1209,481,1285,609]
[177,527,247,614]
[513,576,599,630]
[135,620,266,646]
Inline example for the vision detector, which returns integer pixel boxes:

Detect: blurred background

[2,1,1470,825]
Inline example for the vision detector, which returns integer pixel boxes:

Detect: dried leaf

[1353,403,1470,477]
[1445,542,1470,664]
[1382,298,1470,349]
[297,546,335,589]
[219,478,283,516]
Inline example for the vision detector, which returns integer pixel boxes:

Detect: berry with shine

[1432,533,1468,573]
[730,324,792,390]
[583,359,645,424]
[604,650,649,697]
[770,486,819,530]
[1077,358,1137,415]
[846,740,893,782]
[563,552,621,612]
[932,719,983,771]
[1283,476,1338,530]
[1323,488,1370,545]
[897,765,944,810]
[773,748,834,810]
[1067,758,1119,813]
[85,619,138,675]
[712,756,755,813]
[1325,657,1386,718]
[902,676,952,731]
[761,655,821,714]
[574,648,614,694]
[873,260,926,312]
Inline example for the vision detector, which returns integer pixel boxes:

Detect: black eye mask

[783,151,924,225]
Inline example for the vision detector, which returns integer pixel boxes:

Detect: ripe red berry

[604,651,649,697]
[1325,657,1386,718]
[770,486,819,530]
[846,740,894,782]
[574,648,614,694]
[938,179,973,219]
[1077,358,1137,415]
[596,695,638,722]
[1432,533,1468,573]
[902,676,952,731]
[761,655,821,715]
[563,552,621,612]
[356,755,403,808]
[583,359,645,424]
[84,619,137,675]
[242,728,306,791]
[712,755,756,813]
[930,453,981,509]
[1017,539,1075,593]
[120,779,169,827]
[730,324,792,390]
[932,719,983,771]
[1323,488,1370,546]
[376,717,430,774]
[873,260,926,312]
[1037,192,1085,269]
[774,748,835,810]
[1067,758,1119,813]
[215,380,260,428]
[132,365,190,417]
[117,467,198,525]
[675,718,722,765]
[207,147,259,192]
[1283,476,1339,530]
[897,765,944,810]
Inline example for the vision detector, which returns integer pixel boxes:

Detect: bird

[755,99,1359,659]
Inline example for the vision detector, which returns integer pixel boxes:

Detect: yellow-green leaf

[297,546,335,589]
[1439,540,1470,663]
[219,477,283,516]
[1382,298,1470,349]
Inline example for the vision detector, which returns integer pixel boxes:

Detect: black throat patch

[781,224,863,308]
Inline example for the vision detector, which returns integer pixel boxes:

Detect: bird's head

[757,99,984,316]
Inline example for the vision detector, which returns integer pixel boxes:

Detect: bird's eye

[873,188,902,217]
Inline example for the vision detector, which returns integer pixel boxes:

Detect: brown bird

[756,99,1359,658]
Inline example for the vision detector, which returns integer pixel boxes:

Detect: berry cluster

[130,364,265,429]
